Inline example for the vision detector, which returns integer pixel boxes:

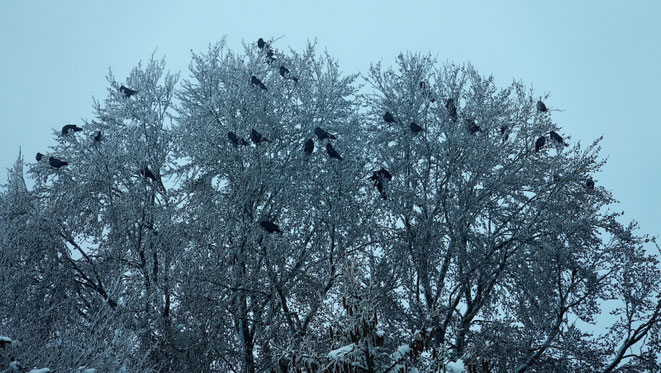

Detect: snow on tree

[1,39,660,372]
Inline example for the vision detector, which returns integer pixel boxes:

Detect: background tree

[1,42,659,373]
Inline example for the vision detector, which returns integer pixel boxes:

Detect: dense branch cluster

[0,39,659,373]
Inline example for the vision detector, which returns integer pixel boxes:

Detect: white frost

[327,343,354,360]
[0,335,11,342]
[28,369,51,373]
[9,361,21,370]
[376,330,385,337]
[446,359,465,373]
[81,369,97,373]
[393,344,411,360]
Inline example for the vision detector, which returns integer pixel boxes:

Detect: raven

[250,129,271,144]
[93,131,102,142]
[228,131,249,147]
[586,178,595,190]
[251,76,268,90]
[36,152,43,161]
[465,119,481,134]
[537,100,548,112]
[446,98,458,122]
[61,124,83,135]
[383,112,396,123]
[139,166,158,181]
[304,138,314,154]
[315,127,337,140]
[260,220,282,234]
[326,143,343,160]
[49,157,68,169]
[409,122,424,133]
[369,167,392,182]
[119,85,138,97]
[535,136,546,152]
[257,38,267,49]
[549,130,566,145]
[279,65,290,77]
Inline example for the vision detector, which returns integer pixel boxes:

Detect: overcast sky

[1,0,659,236]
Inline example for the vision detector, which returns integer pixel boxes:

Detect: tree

[1,40,659,373]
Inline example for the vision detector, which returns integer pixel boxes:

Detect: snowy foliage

[1,39,660,372]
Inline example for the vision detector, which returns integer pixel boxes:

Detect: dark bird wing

[227,131,240,146]
[304,138,314,154]
[379,168,392,181]
[549,130,564,144]
[260,221,282,234]
[315,127,336,140]
[119,85,138,97]
[326,143,343,160]
[251,76,268,90]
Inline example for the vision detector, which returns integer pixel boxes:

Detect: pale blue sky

[1,1,659,235]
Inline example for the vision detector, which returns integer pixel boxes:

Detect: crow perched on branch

[383,112,396,123]
[250,129,271,144]
[409,122,424,133]
[93,131,102,142]
[61,124,83,135]
[260,220,282,234]
[537,100,548,112]
[586,178,595,190]
[257,38,268,49]
[139,166,158,182]
[36,152,44,161]
[315,127,337,140]
[228,131,249,147]
[369,168,392,200]
[251,76,268,90]
[549,130,566,146]
[119,85,138,97]
[535,136,546,152]
[49,157,68,169]
[279,65,290,77]
[326,143,343,160]
[303,138,314,154]
[446,98,458,122]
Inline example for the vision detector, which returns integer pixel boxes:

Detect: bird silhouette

[228,131,249,147]
[585,178,595,190]
[315,127,337,140]
[257,38,267,49]
[465,119,481,134]
[251,76,268,90]
[93,131,102,142]
[304,138,314,154]
[119,85,138,97]
[537,100,548,112]
[49,157,68,169]
[36,152,43,161]
[326,143,343,160]
[279,65,290,77]
[383,112,396,123]
[446,98,458,122]
[535,136,546,152]
[409,122,424,133]
[369,168,392,182]
[375,179,387,200]
[250,129,271,144]
[61,124,83,135]
[139,166,158,181]
[260,220,282,234]
[549,130,566,145]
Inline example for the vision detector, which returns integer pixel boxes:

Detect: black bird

[383,112,396,123]
[369,167,392,182]
[326,143,343,160]
[260,220,282,234]
[250,128,271,144]
[36,152,43,161]
[49,157,68,169]
[279,65,290,77]
[303,138,314,154]
[139,166,158,181]
[228,131,241,147]
[535,136,546,152]
[119,85,138,97]
[585,178,595,189]
[93,131,102,142]
[61,124,83,135]
[315,127,337,140]
[537,100,548,112]
[375,179,387,200]
[549,130,566,145]
[465,119,481,134]
[266,49,276,64]
[409,122,424,133]
[257,38,267,49]
[251,75,268,90]
[446,98,458,122]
